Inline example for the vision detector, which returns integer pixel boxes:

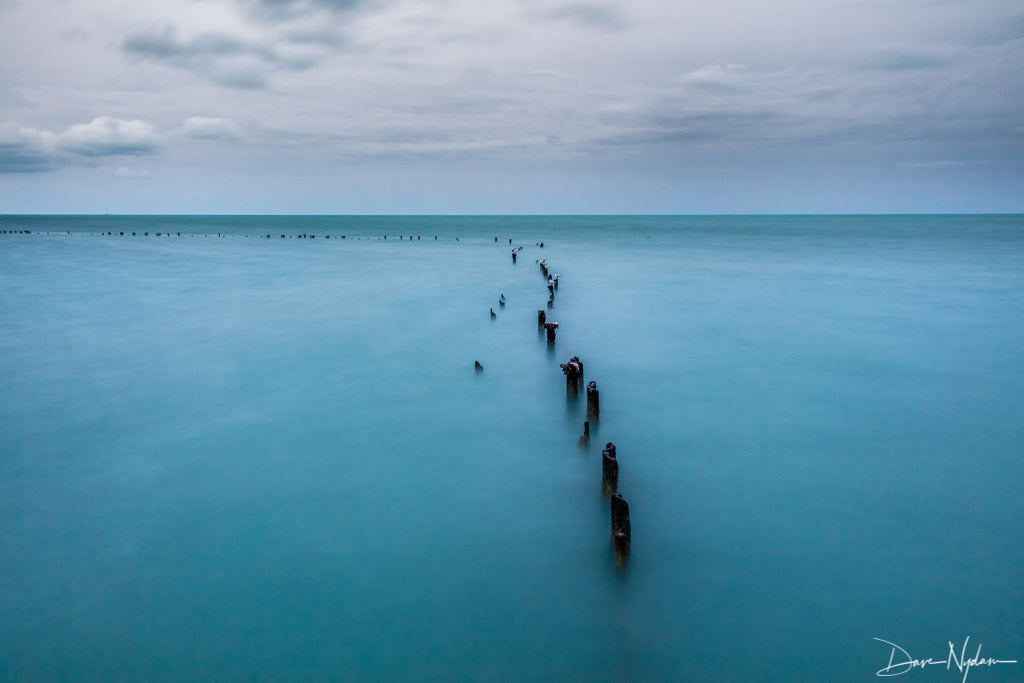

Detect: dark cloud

[122,25,323,88]
[123,27,272,88]
[123,27,262,60]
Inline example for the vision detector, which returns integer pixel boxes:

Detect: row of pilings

[481,236,632,566]
[535,251,631,567]
[0,228,472,241]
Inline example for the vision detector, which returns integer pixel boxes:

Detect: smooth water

[2,215,1022,681]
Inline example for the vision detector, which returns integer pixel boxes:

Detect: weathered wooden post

[537,309,546,327]
[512,250,517,264]
[544,321,558,342]
[587,381,599,420]
[474,361,484,373]
[611,492,630,563]
[560,356,582,396]
[490,308,497,319]
[602,442,618,494]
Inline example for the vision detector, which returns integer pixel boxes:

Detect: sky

[0,0,1021,213]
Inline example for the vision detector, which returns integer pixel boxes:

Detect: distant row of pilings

[0,229,464,240]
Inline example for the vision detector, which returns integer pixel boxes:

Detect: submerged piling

[512,250,517,264]
[578,420,590,447]
[586,381,599,420]
[490,308,497,319]
[602,443,618,494]
[475,361,484,373]
[544,322,558,342]
[537,310,546,326]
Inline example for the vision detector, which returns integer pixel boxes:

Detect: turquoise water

[1,215,1022,681]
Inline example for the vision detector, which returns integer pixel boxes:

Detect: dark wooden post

[560,356,582,396]
[611,492,630,563]
[602,442,618,494]
[544,322,558,342]
[586,381,599,420]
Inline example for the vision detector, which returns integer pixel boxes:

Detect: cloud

[0,115,250,172]
[179,117,241,140]
[539,2,630,32]
[0,123,58,172]
[121,24,332,88]
[58,117,160,157]
[0,117,159,173]
[238,0,368,18]
[115,166,152,178]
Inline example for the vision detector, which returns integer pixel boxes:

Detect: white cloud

[179,116,241,140]
[115,165,152,178]
[58,117,160,157]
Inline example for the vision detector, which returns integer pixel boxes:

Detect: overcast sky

[0,0,1021,213]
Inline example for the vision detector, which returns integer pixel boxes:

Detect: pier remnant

[475,361,484,373]
[512,250,517,264]
[578,421,590,447]
[586,381,599,420]
[537,310,546,326]
[560,356,583,396]
[610,492,631,563]
[544,321,558,342]
[490,308,497,319]
[602,443,618,494]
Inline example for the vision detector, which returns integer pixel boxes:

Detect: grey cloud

[0,123,57,172]
[540,2,630,31]
[122,25,322,88]
[858,48,958,71]
[236,0,371,21]
[178,117,242,140]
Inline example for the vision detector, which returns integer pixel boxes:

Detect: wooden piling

[560,357,582,396]
[586,381,599,420]
[602,443,618,494]
[611,492,630,562]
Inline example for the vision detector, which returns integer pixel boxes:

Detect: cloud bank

[0,0,1020,211]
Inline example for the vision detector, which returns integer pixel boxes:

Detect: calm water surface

[1,215,1022,681]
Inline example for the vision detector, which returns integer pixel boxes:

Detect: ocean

[1,215,1022,681]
